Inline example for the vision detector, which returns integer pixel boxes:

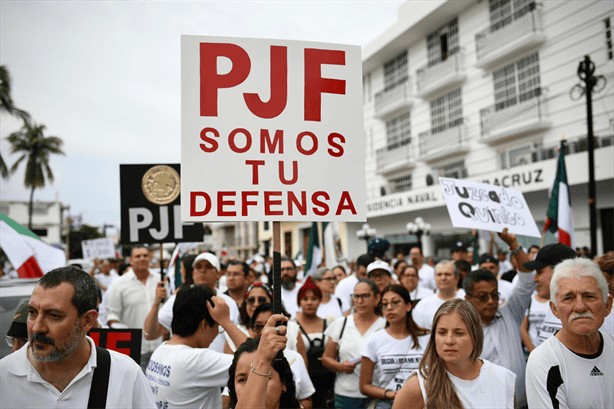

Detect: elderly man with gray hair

[526,257,613,409]
[411,260,464,329]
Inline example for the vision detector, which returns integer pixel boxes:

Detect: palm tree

[7,120,64,229]
[1,65,30,178]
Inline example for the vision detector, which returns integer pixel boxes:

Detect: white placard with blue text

[439,177,541,238]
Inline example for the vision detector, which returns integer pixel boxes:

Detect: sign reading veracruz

[181,35,366,222]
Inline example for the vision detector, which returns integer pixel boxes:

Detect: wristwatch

[510,245,523,255]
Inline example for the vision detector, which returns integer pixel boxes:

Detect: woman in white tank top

[392,299,516,409]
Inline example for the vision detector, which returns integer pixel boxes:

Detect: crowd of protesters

[1,230,613,409]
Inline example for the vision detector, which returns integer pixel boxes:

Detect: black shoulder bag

[87,346,111,409]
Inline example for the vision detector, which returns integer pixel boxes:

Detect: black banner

[88,328,142,364]
[120,164,204,244]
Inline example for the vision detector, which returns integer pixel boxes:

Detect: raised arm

[143,281,170,340]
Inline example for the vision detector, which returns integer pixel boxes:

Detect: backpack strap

[88,346,111,409]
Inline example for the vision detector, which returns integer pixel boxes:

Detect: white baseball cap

[367,260,392,275]
[192,252,220,271]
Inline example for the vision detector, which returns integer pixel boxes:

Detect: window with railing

[391,174,413,193]
[489,0,536,32]
[427,18,459,67]
[384,51,408,92]
[430,88,463,134]
[494,52,540,111]
[386,112,411,150]
[436,160,468,179]
[32,205,49,215]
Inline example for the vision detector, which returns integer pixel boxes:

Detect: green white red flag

[0,213,66,278]
[305,222,324,277]
[544,140,574,247]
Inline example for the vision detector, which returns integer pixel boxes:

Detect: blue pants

[334,395,372,409]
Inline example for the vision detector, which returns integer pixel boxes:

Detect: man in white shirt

[147,285,248,409]
[281,256,301,317]
[522,243,578,346]
[106,246,163,370]
[0,266,155,408]
[412,261,465,329]
[335,254,372,310]
[144,252,240,353]
[464,229,535,409]
[526,258,613,409]
[409,246,436,291]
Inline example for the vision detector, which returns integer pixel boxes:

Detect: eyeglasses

[318,277,336,282]
[381,299,404,309]
[402,274,419,279]
[469,292,500,303]
[4,336,24,348]
[352,293,372,301]
[369,272,389,279]
[246,296,269,305]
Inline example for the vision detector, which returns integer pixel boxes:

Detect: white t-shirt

[146,342,233,409]
[409,287,435,303]
[0,337,156,409]
[334,274,359,310]
[361,329,429,392]
[525,294,549,348]
[526,332,614,409]
[158,291,240,353]
[221,348,315,401]
[282,284,300,318]
[497,279,514,306]
[94,270,119,295]
[418,264,436,292]
[106,270,163,354]
[412,359,516,409]
[324,315,386,398]
[317,294,350,320]
[411,290,466,330]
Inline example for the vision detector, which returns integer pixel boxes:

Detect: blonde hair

[418,299,484,409]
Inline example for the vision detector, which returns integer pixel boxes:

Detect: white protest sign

[439,177,541,238]
[181,35,366,221]
[81,238,116,260]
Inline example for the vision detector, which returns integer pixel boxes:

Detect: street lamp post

[406,217,432,253]
[356,223,377,252]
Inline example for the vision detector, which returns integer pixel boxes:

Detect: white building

[345,0,614,261]
[0,193,68,246]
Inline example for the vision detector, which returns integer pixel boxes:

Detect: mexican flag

[305,222,324,277]
[544,140,574,247]
[0,213,66,278]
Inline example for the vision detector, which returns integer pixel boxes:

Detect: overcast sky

[1,0,404,234]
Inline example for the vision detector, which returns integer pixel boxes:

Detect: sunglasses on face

[470,292,500,303]
[247,296,269,305]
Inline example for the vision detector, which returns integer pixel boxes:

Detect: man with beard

[0,266,155,408]
[280,256,301,317]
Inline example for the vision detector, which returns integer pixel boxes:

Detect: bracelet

[510,245,523,255]
[384,389,391,399]
[250,363,271,377]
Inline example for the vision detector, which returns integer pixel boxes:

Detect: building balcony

[480,93,551,144]
[475,6,545,70]
[374,79,414,119]
[416,52,466,99]
[376,141,416,176]
[419,122,469,162]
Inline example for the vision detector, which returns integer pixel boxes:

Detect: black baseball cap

[522,243,577,271]
[452,242,467,253]
[7,299,29,340]
[479,254,498,266]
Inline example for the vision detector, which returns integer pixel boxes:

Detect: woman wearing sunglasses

[224,282,307,366]
[321,279,386,409]
[359,285,429,409]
